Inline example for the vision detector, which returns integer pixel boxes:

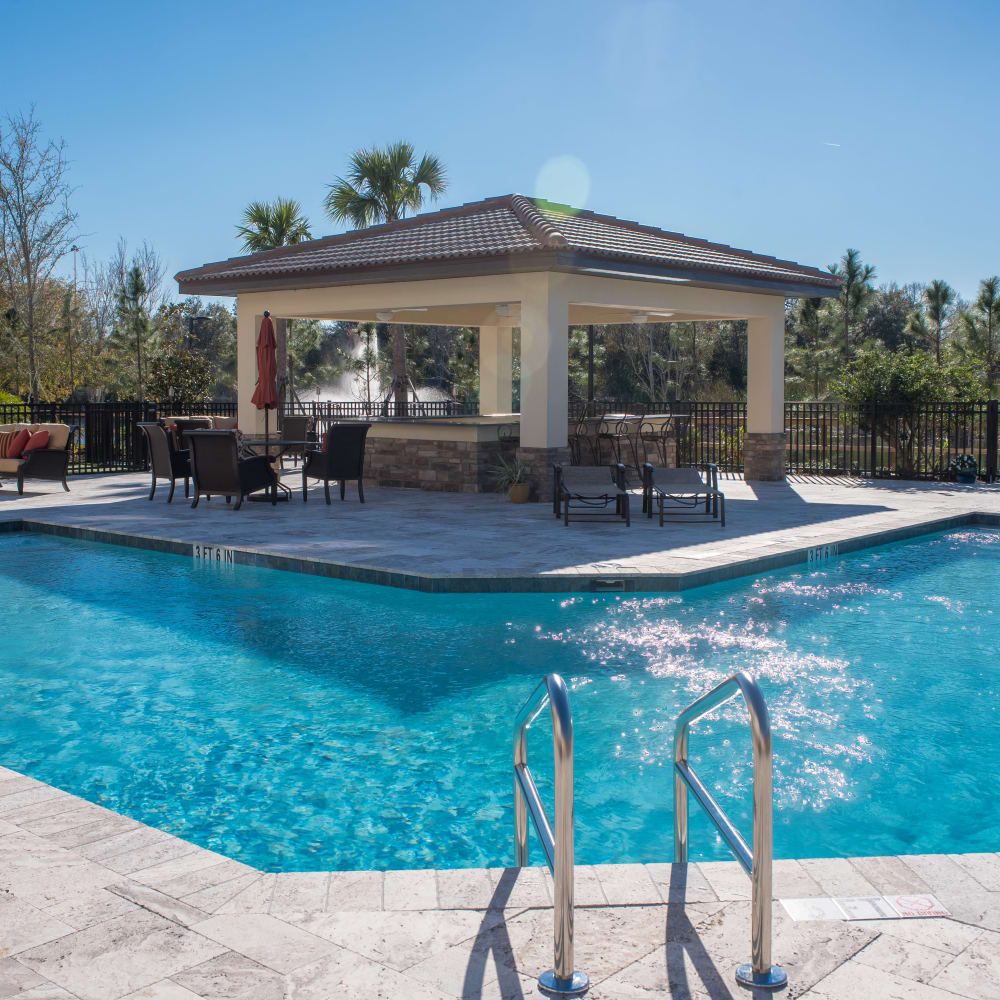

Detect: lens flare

[534,155,591,210]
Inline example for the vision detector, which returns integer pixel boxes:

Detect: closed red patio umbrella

[251,309,279,448]
[250,311,281,500]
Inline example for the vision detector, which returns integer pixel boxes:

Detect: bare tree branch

[0,108,77,400]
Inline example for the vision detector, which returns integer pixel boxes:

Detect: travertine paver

[1,768,999,999]
[2,471,998,590]
[3,476,1000,995]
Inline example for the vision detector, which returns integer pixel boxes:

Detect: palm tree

[828,249,876,360]
[235,198,312,252]
[235,198,312,403]
[325,142,447,413]
[923,280,955,365]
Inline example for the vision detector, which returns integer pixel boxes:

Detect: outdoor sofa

[553,463,630,526]
[642,462,725,527]
[0,422,77,494]
[161,414,237,451]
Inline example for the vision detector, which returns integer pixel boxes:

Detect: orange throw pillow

[6,428,30,459]
[22,430,50,453]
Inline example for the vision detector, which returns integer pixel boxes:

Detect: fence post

[987,400,998,483]
[868,402,878,477]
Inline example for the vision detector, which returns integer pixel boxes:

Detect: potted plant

[948,453,978,485]
[490,455,531,503]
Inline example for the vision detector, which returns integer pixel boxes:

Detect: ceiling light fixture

[631,312,649,324]
[375,310,393,322]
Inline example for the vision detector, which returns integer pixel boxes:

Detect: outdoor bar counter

[356,414,520,493]
[341,411,680,494]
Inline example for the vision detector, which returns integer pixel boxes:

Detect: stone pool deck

[1,471,999,591]
[1,766,998,999]
[4,472,1000,997]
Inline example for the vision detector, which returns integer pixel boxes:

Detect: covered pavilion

[176,195,840,492]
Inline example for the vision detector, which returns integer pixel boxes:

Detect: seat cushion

[0,423,30,435]
[30,423,71,450]
[0,430,24,458]
[0,457,25,473]
[212,416,238,430]
[23,430,50,453]
[6,429,30,458]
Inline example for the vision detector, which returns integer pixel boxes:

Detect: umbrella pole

[265,408,274,503]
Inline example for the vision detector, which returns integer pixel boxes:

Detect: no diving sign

[782,893,950,921]
[886,894,950,918]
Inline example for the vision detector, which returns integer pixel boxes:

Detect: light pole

[69,245,80,395]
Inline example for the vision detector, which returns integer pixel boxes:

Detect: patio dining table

[241,438,315,502]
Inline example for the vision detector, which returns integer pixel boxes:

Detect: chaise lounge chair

[553,463,630,526]
[186,430,277,509]
[138,422,190,503]
[642,462,725,527]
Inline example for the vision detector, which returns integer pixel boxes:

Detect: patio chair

[186,430,277,510]
[163,416,213,451]
[302,422,371,504]
[553,463,630,526]
[138,422,190,503]
[279,414,315,466]
[642,462,725,527]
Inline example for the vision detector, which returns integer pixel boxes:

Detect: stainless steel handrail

[673,671,787,992]
[514,674,589,996]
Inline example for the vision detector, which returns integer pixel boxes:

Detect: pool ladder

[674,671,787,991]
[512,670,786,996]
[513,674,589,995]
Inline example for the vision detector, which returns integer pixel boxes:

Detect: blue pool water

[1,529,998,871]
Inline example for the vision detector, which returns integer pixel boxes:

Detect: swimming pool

[2,528,998,871]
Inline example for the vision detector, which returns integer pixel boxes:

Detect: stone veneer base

[743,431,787,481]
[516,445,572,502]
[364,435,515,493]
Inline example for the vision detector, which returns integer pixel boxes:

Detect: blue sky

[6,0,998,301]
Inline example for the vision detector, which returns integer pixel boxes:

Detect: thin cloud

[823,141,842,147]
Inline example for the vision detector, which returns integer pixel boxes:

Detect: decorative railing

[3,397,996,481]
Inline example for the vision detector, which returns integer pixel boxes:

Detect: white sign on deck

[885,894,951,918]
[781,894,950,921]
[192,544,236,564]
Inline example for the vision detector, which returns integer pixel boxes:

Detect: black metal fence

[283,399,477,421]
[0,400,236,475]
[3,397,997,481]
[675,400,999,481]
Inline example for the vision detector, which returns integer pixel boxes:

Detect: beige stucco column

[236,300,266,434]
[744,307,786,480]
[516,277,570,498]
[478,325,514,414]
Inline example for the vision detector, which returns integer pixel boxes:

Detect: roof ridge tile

[508,194,567,248]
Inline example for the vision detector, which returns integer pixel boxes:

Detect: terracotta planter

[508,483,531,504]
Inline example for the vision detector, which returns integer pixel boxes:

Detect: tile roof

[176,194,840,295]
